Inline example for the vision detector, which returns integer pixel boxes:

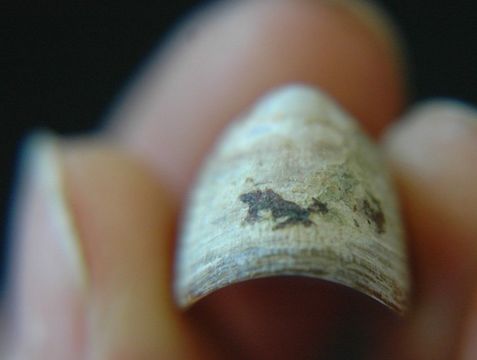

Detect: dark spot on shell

[239,189,329,230]
[361,196,385,234]
[308,198,329,214]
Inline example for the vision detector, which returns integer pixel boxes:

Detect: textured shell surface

[174,85,410,314]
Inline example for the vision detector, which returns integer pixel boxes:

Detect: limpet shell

[174,85,410,314]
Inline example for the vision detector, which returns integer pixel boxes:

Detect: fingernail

[396,99,477,128]
[331,0,407,66]
[8,132,87,358]
[384,100,477,180]
[330,0,410,105]
[174,84,411,314]
[18,132,88,285]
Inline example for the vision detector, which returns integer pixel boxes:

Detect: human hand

[3,1,477,359]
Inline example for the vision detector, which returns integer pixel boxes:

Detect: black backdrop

[2,0,476,285]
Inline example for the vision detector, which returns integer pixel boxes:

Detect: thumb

[6,134,219,359]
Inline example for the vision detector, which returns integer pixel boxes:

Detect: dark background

[1,1,476,284]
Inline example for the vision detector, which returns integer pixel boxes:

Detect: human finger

[108,0,407,202]
[383,102,477,359]
[5,135,220,359]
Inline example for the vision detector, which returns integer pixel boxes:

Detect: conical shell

[174,85,410,314]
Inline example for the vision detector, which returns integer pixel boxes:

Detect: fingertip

[383,100,477,359]
[60,139,220,359]
[384,99,477,290]
[7,135,221,359]
[384,100,477,238]
[6,133,88,359]
[109,0,407,201]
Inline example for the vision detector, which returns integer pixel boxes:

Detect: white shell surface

[174,85,410,313]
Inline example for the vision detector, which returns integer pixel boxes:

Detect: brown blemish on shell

[361,196,385,234]
[239,189,328,230]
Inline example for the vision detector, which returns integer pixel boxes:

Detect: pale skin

[3,0,477,359]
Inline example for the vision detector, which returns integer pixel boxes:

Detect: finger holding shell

[174,85,410,314]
